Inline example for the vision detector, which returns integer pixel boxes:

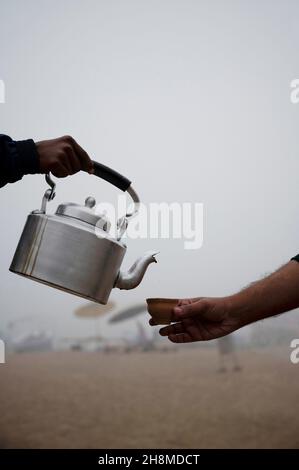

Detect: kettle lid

[55,197,110,230]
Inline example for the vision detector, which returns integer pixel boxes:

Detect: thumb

[173,298,210,321]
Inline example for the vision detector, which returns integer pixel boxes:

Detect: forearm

[229,260,299,327]
[0,134,39,188]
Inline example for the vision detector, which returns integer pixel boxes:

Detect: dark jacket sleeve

[0,134,40,188]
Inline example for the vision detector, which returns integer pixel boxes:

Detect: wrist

[16,139,40,175]
[226,290,262,328]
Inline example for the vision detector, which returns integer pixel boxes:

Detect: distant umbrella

[74,301,116,319]
[109,303,147,324]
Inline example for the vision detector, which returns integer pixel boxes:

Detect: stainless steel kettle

[10,162,157,304]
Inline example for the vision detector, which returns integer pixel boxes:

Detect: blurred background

[1,0,299,449]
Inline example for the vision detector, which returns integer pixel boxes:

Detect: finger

[177,299,192,307]
[160,318,206,341]
[64,145,81,174]
[149,318,157,326]
[51,162,70,178]
[60,153,73,175]
[168,333,194,343]
[173,299,210,321]
[177,297,203,307]
[159,322,185,337]
[71,139,93,173]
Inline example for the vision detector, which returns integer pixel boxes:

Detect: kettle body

[10,211,126,304]
[10,162,157,304]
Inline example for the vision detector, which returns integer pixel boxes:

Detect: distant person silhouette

[217,335,241,373]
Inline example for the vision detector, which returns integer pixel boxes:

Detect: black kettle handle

[44,161,133,207]
[92,161,131,192]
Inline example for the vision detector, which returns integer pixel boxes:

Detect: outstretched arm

[0,134,93,188]
[157,259,299,343]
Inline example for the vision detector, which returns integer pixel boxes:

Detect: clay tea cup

[146,298,179,325]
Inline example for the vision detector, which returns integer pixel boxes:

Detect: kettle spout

[115,251,158,290]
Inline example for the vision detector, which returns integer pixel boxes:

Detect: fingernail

[174,307,183,315]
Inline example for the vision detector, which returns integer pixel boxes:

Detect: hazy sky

[1,0,299,341]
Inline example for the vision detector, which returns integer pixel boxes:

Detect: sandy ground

[0,347,298,449]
